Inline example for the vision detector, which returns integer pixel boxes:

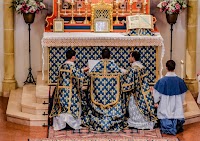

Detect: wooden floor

[1,96,200,141]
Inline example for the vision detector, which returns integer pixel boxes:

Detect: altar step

[21,85,48,115]
[184,91,200,125]
[6,89,48,126]
[6,71,49,126]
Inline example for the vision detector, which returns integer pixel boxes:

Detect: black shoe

[65,124,74,131]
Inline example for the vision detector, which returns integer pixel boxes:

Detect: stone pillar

[2,0,16,97]
[185,0,198,97]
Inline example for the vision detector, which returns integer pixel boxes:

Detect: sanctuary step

[184,91,200,125]
[21,85,48,115]
[6,71,49,126]
[6,89,48,126]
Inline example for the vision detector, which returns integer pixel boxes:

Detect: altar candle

[72,0,74,3]
[181,60,184,79]
[116,0,119,3]
[85,0,88,3]
[130,0,133,4]
[144,0,147,3]
[58,0,60,3]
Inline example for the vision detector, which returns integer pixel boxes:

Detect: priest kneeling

[82,48,128,132]
[50,50,89,131]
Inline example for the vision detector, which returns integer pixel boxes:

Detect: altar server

[126,51,157,129]
[50,50,89,131]
[154,60,188,135]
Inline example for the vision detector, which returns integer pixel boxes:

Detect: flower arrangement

[157,0,187,14]
[11,0,46,14]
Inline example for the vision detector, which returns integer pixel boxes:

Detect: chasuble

[49,61,85,130]
[82,59,128,132]
[124,61,157,129]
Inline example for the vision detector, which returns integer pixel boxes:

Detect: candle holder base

[114,20,120,24]
[69,19,76,24]
[83,19,90,24]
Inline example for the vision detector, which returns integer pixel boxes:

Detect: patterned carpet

[29,127,179,141]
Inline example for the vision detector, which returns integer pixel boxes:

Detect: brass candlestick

[83,2,90,24]
[143,0,147,14]
[70,2,76,24]
[57,0,61,18]
[129,2,133,15]
[121,2,125,16]
[114,2,120,24]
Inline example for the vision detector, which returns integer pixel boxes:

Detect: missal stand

[23,13,36,85]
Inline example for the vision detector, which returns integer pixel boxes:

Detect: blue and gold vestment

[124,64,157,123]
[82,60,128,132]
[50,62,85,119]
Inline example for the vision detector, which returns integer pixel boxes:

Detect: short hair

[102,48,110,59]
[66,50,76,60]
[166,60,176,71]
[131,51,140,61]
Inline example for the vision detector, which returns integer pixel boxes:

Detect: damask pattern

[134,46,156,83]
[48,46,156,85]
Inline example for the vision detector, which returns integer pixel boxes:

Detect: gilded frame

[94,18,110,33]
[91,1,113,32]
[53,18,64,32]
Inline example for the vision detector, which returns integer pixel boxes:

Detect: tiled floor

[1,96,200,141]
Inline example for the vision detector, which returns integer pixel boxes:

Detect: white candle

[144,0,147,3]
[58,0,60,3]
[116,0,119,3]
[181,60,184,79]
[85,0,88,3]
[72,0,74,3]
[130,0,133,4]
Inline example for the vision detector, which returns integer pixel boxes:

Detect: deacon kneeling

[50,50,89,131]
[127,51,157,129]
[153,60,188,135]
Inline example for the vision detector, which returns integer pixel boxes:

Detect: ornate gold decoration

[83,1,90,24]
[70,2,76,24]
[91,0,113,32]
[114,1,120,24]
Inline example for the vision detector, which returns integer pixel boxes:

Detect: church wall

[197,0,200,74]
[14,0,51,87]
[0,0,199,93]
[0,0,4,95]
[151,0,187,77]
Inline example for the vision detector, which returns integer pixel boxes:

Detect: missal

[126,15,153,30]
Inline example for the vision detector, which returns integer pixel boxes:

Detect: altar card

[88,60,115,72]
[88,60,100,72]
[126,15,153,30]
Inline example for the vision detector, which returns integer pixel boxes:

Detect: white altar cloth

[41,32,165,80]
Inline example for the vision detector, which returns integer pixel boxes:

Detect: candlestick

[181,60,184,79]
[114,2,120,24]
[143,0,147,14]
[129,1,133,15]
[57,0,61,18]
[70,2,76,24]
[83,2,90,24]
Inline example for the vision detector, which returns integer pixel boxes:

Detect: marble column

[2,0,16,97]
[185,0,198,97]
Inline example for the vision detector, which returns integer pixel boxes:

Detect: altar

[41,32,164,85]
